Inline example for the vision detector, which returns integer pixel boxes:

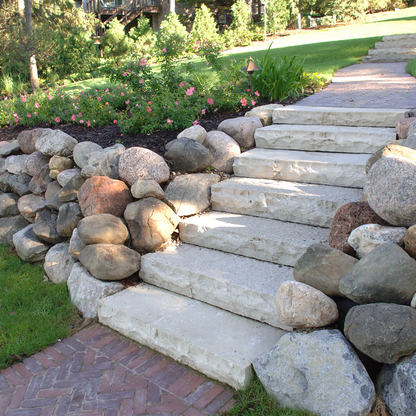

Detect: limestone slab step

[362,54,416,63]
[254,124,396,154]
[139,243,294,330]
[98,283,287,389]
[272,105,407,127]
[375,40,416,49]
[211,177,362,227]
[179,211,329,266]
[382,34,416,42]
[233,148,368,188]
[368,47,416,55]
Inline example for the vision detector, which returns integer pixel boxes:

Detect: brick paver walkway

[0,324,235,416]
[297,62,416,109]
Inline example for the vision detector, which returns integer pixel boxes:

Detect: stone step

[272,105,407,127]
[369,47,416,55]
[139,243,294,330]
[98,283,288,390]
[362,54,416,63]
[382,34,416,43]
[211,177,362,227]
[375,40,416,49]
[233,148,368,188]
[254,124,396,154]
[179,211,329,266]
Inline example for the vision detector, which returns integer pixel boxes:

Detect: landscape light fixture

[242,57,261,93]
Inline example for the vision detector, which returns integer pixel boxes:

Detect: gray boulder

[164,138,214,173]
[119,147,170,186]
[24,151,51,177]
[131,179,164,200]
[204,131,240,174]
[77,214,129,245]
[366,142,409,174]
[56,202,83,237]
[348,223,407,258]
[0,157,5,174]
[177,125,207,144]
[217,116,262,149]
[0,192,19,217]
[13,224,50,262]
[17,194,46,223]
[44,181,63,211]
[402,133,416,150]
[254,330,375,416]
[275,281,339,328]
[81,144,125,179]
[44,243,77,284]
[5,154,29,175]
[0,215,29,246]
[49,155,74,180]
[8,173,31,196]
[0,172,13,192]
[339,243,416,305]
[124,198,179,253]
[33,210,64,244]
[29,164,53,195]
[164,173,221,216]
[57,168,81,187]
[245,104,282,126]
[67,263,123,318]
[79,243,141,281]
[58,173,85,203]
[18,128,51,154]
[345,303,416,364]
[405,223,416,259]
[69,228,85,259]
[377,351,416,416]
[0,140,21,157]
[73,141,103,168]
[365,155,416,226]
[293,243,358,297]
[35,130,78,156]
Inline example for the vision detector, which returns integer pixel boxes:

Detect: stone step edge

[98,283,287,390]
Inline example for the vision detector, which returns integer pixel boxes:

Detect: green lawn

[0,244,77,370]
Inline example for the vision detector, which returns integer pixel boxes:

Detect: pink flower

[79,120,84,123]
[71,114,76,121]
[22,96,27,103]
[246,89,250,92]
[201,109,206,115]
[87,121,91,127]
[78,112,82,116]
[139,78,144,84]
[254,90,260,97]
[105,88,109,93]
[147,106,152,112]
[113,120,117,124]
[95,89,98,92]
[35,102,40,108]
[212,42,216,46]
[122,72,127,77]
[48,95,53,100]
[123,84,126,88]
[121,92,125,96]
[125,100,130,105]
[193,120,198,125]
[175,101,179,106]
[179,82,185,88]
[252,100,256,106]
[207,98,214,105]
[97,97,101,101]
[186,88,194,96]
[167,118,173,124]
[55,117,60,123]
[240,98,247,106]
[196,40,200,45]
[162,48,167,53]
[194,46,198,50]
[27,113,31,118]
[15,118,18,123]
[148,101,152,105]
[34,112,38,115]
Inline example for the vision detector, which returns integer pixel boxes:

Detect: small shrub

[252,46,305,101]
[102,19,134,67]
[155,13,188,61]
[262,0,290,33]
[129,16,157,60]
[191,5,220,46]
[1,74,14,96]
[230,0,253,46]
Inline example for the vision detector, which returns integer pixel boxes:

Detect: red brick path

[0,324,235,416]
[297,62,416,109]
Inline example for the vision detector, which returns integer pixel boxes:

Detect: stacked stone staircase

[98,105,407,390]
[362,34,416,63]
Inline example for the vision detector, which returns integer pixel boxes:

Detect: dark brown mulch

[0,97,304,156]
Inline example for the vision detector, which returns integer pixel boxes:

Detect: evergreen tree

[191,4,219,45]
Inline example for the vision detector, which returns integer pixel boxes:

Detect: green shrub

[230,0,253,46]
[1,74,14,96]
[155,13,188,61]
[406,58,416,77]
[252,46,306,101]
[262,0,290,33]
[102,19,134,67]
[129,16,157,60]
[191,4,220,46]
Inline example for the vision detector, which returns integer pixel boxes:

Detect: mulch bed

[0,97,305,156]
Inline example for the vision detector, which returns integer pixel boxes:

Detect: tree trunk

[23,0,39,93]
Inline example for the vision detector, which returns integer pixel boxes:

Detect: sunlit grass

[0,244,78,370]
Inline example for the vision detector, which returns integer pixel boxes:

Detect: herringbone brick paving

[0,324,235,416]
